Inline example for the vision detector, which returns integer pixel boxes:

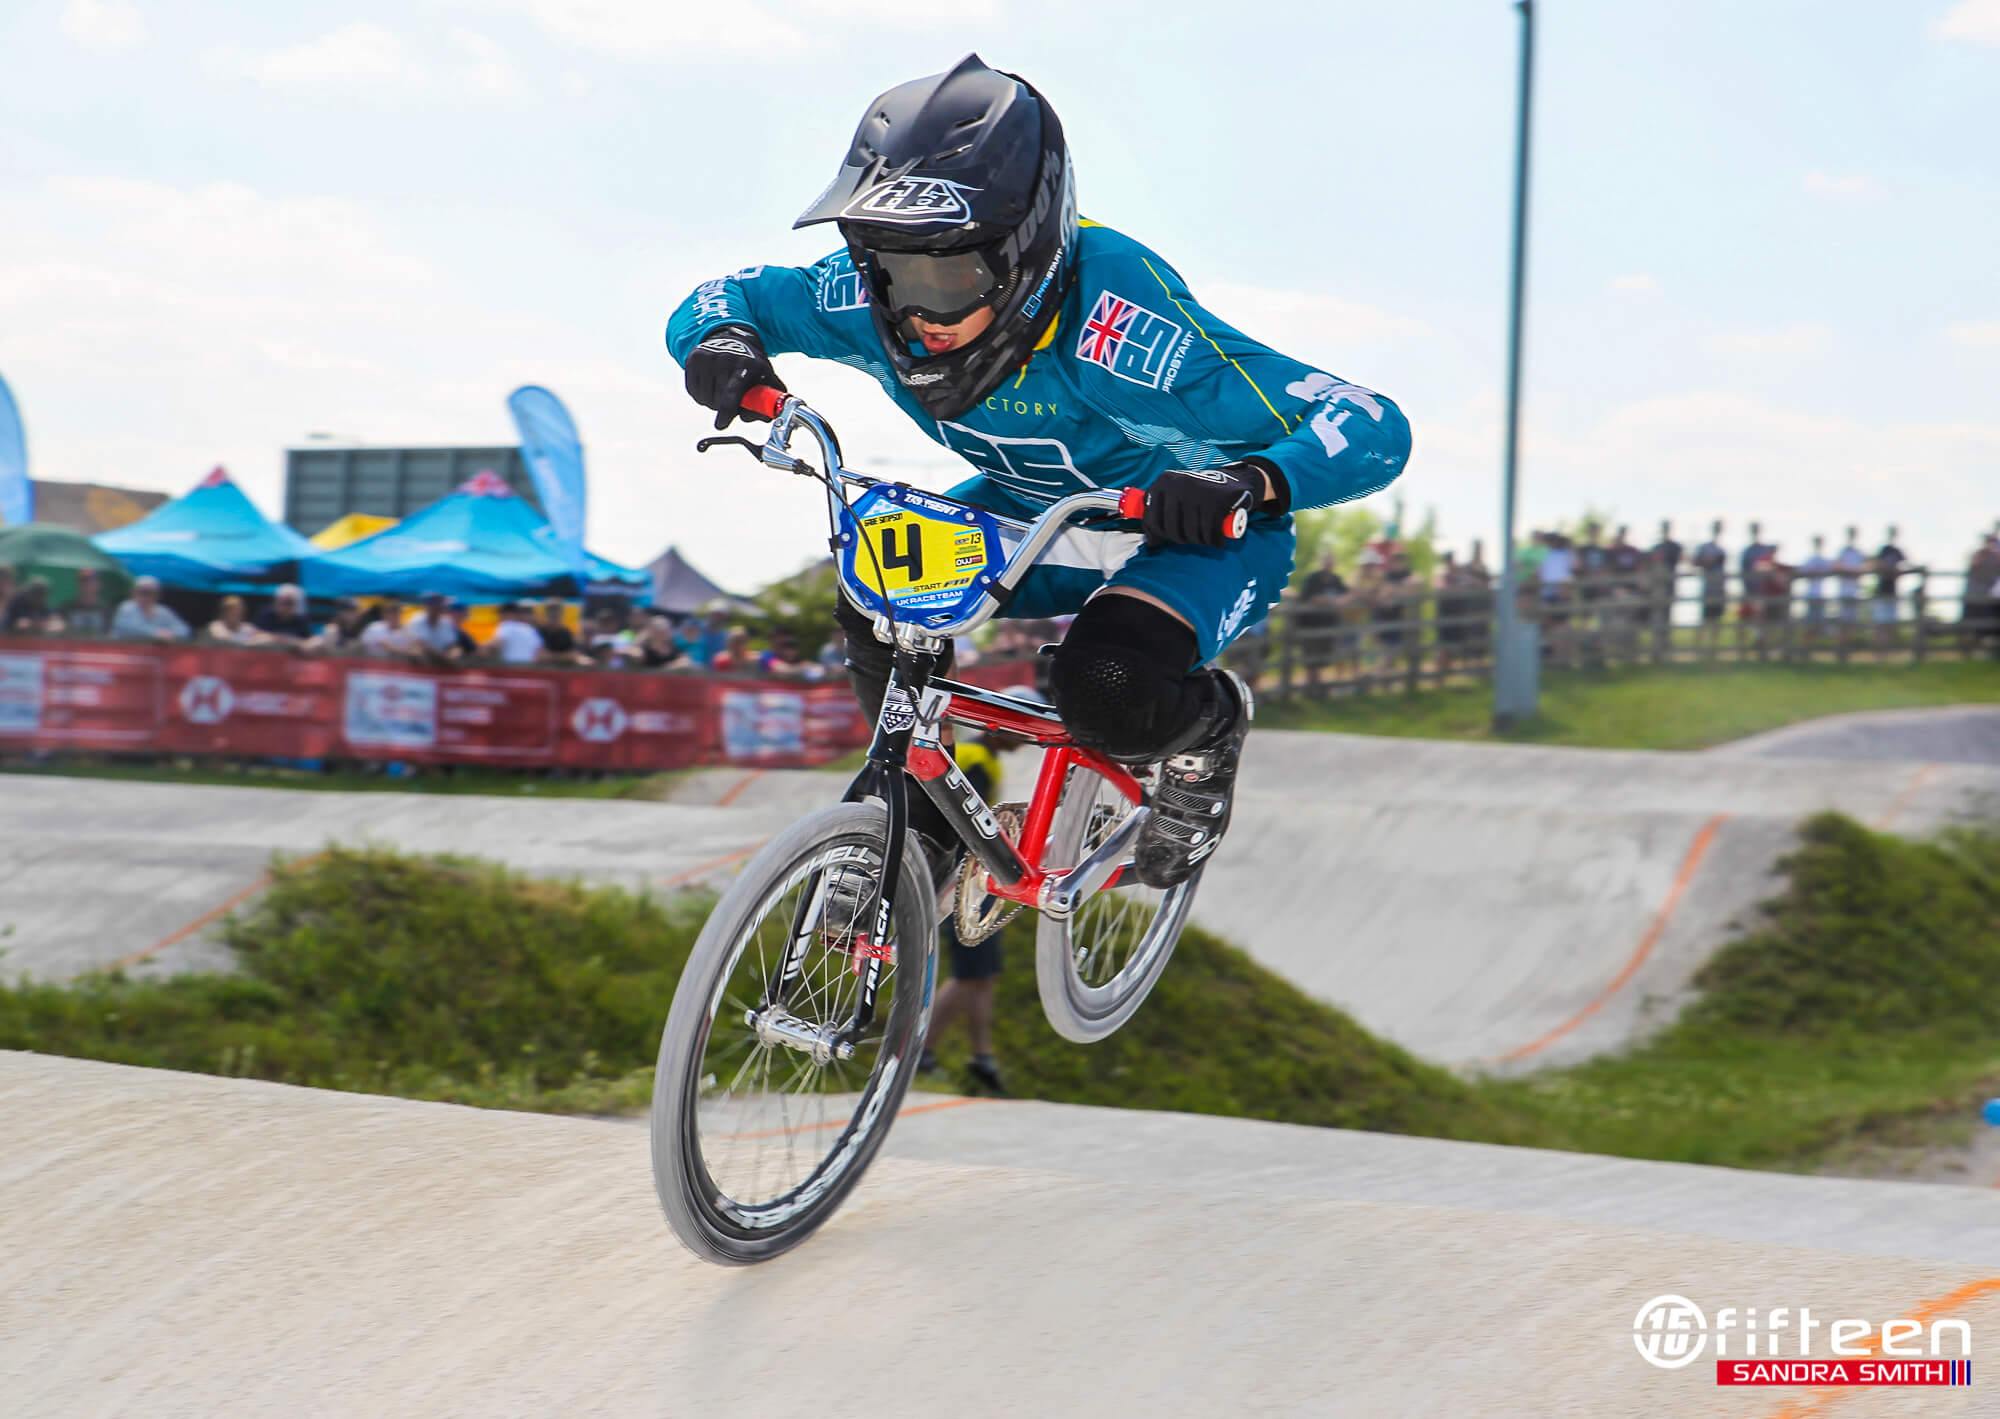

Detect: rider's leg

[1046,590,1252,889]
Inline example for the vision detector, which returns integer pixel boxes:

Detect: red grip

[741,385,786,420]
[1117,486,1248,541]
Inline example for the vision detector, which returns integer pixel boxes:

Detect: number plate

[836,484,1005,628]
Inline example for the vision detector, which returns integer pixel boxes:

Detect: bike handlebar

[725,387,1246,640]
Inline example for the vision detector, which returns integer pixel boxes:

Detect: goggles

[864,246,1008,326]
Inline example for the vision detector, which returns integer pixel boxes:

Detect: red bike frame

[903,678,1144,908]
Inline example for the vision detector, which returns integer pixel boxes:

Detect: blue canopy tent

[300,470,649,601]
[93,467,318,592]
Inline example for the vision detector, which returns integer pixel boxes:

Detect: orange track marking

[1500,813,1729,1063]
[714,770,767,808]
[87,851,329,979]
[1760,1276,2000,1418]
[1871,762,1938,832]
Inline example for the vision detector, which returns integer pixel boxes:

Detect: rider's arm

[665,253,868,366]
[1075,249,1412,515]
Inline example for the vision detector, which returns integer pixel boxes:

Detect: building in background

[283,443,537,539]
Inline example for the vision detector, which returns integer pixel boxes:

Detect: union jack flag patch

[1075,290,1184,388]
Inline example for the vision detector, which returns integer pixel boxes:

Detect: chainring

[954,802,1026,945]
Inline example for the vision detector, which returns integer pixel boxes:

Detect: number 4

[879,524,924,582]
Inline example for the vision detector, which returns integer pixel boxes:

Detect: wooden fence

[1211,570,2000,703]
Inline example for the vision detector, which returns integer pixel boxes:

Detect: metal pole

[1492,0,1538,728]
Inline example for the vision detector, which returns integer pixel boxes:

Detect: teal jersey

[666,222,1411,524]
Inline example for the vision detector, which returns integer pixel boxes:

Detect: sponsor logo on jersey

[1285,372,1387,458]
[817,251,867,313]
[1218,579,1259,643]
[843,177,979,225]
[1076,290,1184,389]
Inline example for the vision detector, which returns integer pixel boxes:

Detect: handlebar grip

[740,386,787,421]
[1117,486,1250,541]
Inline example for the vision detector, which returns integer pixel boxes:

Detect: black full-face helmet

[795,55,1078,421]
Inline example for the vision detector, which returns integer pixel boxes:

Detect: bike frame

[706,393,1149,1050]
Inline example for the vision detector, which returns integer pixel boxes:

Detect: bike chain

[954,802,1027,945]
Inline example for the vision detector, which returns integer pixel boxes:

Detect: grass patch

[1260,660,2000,750]
[7,815,2000,1175]
[1489,813,2000,1168]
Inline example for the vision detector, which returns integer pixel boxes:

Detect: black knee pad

[1048,596,1204,762]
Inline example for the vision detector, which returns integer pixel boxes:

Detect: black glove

[684,325,785,430]
[1141,464,1262,548]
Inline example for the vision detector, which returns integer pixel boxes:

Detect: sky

[1,0,1997,589]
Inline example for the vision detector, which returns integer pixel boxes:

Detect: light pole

[1492,0,1539,728]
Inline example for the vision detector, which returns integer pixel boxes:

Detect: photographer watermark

[1633,1293,1973,1387]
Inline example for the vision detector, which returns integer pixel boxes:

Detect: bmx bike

[650,386,1246,1264]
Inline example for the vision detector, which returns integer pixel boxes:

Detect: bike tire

[651,802,937,1265]
[1034,761,1200,1044]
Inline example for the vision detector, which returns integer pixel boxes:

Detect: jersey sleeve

[1072,247,1412,513]
[664,251,873,366]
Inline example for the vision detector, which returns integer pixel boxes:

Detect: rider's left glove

[685,325,787,431]
[1141,464,1264,549]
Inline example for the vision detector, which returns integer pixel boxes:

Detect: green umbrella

[0,522,135,607]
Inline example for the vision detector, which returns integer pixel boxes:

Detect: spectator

[360,594,421,659]
[3,575,62,633]
[1607,524,1644,597]
[1739,520,1775,583]
[587,606,635,666]
[711,626,753,673]
[1649,520,1683,579]
[1514,529,1548,587]
[1798,535,1834,626]
[205,594,268,645]
[696,606,732,664]
[1299,550,1348,601]
[1575,521,1609,604]
[447,601,479,659]
[310,597,369,654]
[1293,550,1349,681]
[486,600,545,664]
[0,565,14,618]
[1538,531,1574,601]
[759,629,819,679]
[251,584,313,647]
[637,613,688,668]
[408,593,465,664]
[817,625,848,674]
[112,576,189,641]
[1693,519,1728,631]
[1965,534,2000,654]
[1872,524,1912,627]
[1835,525,1867,621]
[533,598,585,664]
[61,567,110,637]
[1461,539,1493,659]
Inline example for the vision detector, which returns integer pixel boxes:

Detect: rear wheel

[651,802,936,1265]
[1034,761,1198,1043]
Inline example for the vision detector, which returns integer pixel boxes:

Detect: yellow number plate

[852,506,994,602]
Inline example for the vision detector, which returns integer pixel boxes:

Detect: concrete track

[7,1052,1999,1419]
[1713,704,2000,767]
[9,727,2000,1070]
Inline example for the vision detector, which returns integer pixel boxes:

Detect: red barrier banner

[0,641,161,747]
[0,639,880,772]
[161,646,341,758]
[556,672,713,771]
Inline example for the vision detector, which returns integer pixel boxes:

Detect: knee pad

[1048,595,1203,762]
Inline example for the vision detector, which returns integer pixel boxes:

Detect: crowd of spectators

[0,567,854,678]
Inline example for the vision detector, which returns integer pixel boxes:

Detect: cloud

[214,23,428,89]
[456,0,806,56]
[1197,282,1431,359]
[1608,274,1659,293]
[61,0,145,51]
[799,0,998,17]
[1934,0,2000,47]
[1702,322,1834,358]
[1945,320,2000,348]
[450,29,524,98]
[1803,171,1874,198]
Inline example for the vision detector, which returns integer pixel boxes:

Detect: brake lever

[694,434,766,459]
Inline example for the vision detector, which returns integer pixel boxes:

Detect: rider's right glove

[684,325,787,430]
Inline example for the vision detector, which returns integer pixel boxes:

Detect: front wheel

[1034,761,1199,1043]
[651,802,936,1265]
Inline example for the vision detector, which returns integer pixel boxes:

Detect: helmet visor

[866,247,1006,325]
